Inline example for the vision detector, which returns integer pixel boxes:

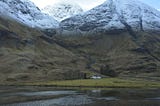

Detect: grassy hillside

[0,16,88,83]
[54,31,160,80]
[0,16,160,84]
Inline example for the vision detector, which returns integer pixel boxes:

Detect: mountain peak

[42,2,83,22]
[0,0,59,29]
[60,0,160,35]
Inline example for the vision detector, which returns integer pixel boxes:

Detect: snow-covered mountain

[42,2,83,22]
[60,0,160,35]
[0,0,59,29]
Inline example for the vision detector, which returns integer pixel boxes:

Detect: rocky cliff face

[60,0,160,35]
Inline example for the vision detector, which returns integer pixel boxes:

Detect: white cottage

[91,75,102,79]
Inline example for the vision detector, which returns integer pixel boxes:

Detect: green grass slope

[0,17,87,83]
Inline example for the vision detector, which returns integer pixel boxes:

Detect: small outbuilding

[91,75,102,79]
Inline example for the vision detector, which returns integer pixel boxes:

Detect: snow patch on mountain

[42,2,83,22]
[0,0,59,29]
[60,0,160,35]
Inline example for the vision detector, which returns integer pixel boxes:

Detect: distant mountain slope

[54,0,160,78]
[42,2,83,21]
[60,0,160,35]
[0,0,59,29]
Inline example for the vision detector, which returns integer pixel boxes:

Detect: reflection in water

[147,97,160,100]
[97,97,119,101]
[0,87,160,106]
[2,95,92,106]
[8,91,76,96]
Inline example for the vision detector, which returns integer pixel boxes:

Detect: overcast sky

[30,0,160,11]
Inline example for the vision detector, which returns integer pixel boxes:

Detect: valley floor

[17,78,160,88]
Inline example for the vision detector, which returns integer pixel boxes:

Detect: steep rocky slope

[57,0,160,78]
[54,31,160,79]
[0,0,59,29]
[0,16,88,83]
[60,0,160,35]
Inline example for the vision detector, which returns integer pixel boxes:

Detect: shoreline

[1,78,160,89]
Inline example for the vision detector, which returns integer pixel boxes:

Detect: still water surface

[0,86,160,106]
